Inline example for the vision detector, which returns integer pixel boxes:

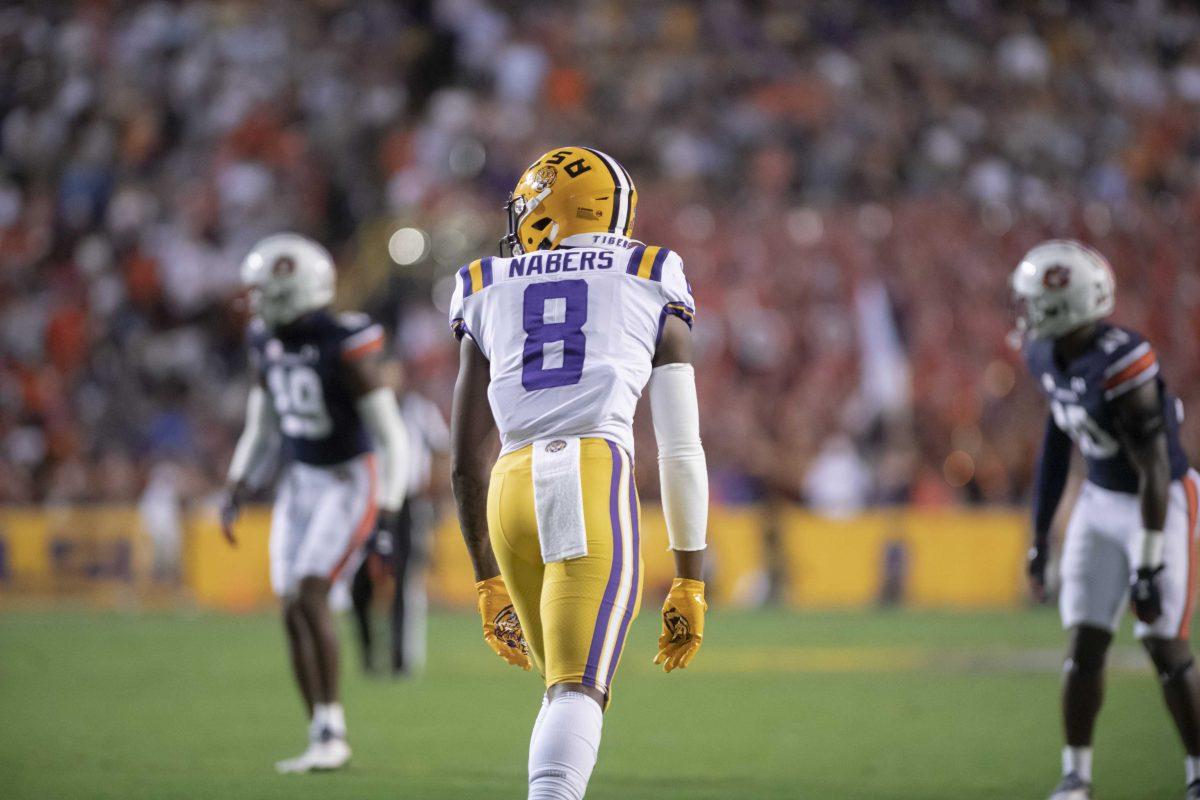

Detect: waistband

[492,437,623,474]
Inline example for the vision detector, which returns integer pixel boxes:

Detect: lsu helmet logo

[501,147,637,256]
[531,165,558,191]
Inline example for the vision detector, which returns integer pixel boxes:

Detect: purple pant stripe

[582,441,624,688]
[604,459,641,689]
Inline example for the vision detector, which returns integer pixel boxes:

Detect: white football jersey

[448,234,695,455]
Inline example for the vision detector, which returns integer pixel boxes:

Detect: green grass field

[0,606,1185,799]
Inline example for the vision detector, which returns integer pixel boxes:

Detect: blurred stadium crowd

[2,0,1199,512]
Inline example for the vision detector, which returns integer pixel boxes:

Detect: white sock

[527,691,603,800]
[530,695,550,749]
[1187,755,1200,784]
[311,703,346,740]
[1063,746,1093,782]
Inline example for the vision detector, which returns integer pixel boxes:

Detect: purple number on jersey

[521,280,588,390]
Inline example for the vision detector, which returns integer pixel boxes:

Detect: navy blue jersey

[247,310,384,466]
[1024,322,1189,493]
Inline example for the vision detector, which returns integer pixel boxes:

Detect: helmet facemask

[249,276,301,328]
[500,186,556,257]
[1009,287,1073,343]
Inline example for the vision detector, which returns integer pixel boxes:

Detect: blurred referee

[350,360,449,677]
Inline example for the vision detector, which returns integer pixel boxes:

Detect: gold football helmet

[501,147,637,256]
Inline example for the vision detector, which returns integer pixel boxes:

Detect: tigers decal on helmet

[500,147,637,256]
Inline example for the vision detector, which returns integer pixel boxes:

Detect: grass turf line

[0,608,1182,799]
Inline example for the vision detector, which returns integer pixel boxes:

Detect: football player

[350,360,449,677]
[449,147,709,800]
[220,234,409,774]
[1013,240,1200,800]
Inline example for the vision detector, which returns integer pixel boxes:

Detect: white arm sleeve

[648,363,708,551]
[227,385,279,484]
[356,387,410,512]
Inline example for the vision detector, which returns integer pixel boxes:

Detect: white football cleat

[306,738,351,771]
[274,749,315,775]
[1048,772,1091,800]
[274,738,351,774]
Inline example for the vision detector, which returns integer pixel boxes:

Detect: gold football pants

[488,438,643,698]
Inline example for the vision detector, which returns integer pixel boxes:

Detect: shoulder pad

[625,245,675,281]
[457,257,496,298]
[336,312,385,360]
[335,311,375,335]
[1101,328,1158,400]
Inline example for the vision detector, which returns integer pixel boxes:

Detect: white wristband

[1134,528,1165,570]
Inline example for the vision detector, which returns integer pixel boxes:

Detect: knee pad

[1065,650,1107,676]
[1160,658,1194,685]
[1158,655,1195,685]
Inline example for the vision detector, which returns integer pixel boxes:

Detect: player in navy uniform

[1014,240,1200,800]
[220,234,409,773]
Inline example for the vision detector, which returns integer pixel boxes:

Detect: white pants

[270,454,377,598]
[1060,470,1200,639]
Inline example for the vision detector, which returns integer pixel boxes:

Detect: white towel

[532,436,588,563]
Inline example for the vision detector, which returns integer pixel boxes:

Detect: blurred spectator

[2,0,1200,511]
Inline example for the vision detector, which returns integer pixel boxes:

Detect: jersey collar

[558,232,644,251]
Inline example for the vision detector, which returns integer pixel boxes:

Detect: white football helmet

[1010,239,1115,342]
[240,234,335,327]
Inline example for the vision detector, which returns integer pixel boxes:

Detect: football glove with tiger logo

[654,577,706,672]
[475,576,531,670]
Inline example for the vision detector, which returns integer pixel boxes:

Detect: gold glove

[475,576,531,670]
[654,577,706,672]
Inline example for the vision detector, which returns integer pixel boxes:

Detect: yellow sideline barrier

[0,506,156,598]
[0,504,1028,610]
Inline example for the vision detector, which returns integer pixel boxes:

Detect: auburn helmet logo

[1042,264,1070,289]
[272,255,296,277]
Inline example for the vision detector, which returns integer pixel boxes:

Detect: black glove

[370,509,402,562]
[219,482,250,547]
[1131,565,1165,624]
[1027,543,1048,584]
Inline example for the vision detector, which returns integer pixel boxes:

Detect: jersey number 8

[267,365,333,439]
[522,280,588,390]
